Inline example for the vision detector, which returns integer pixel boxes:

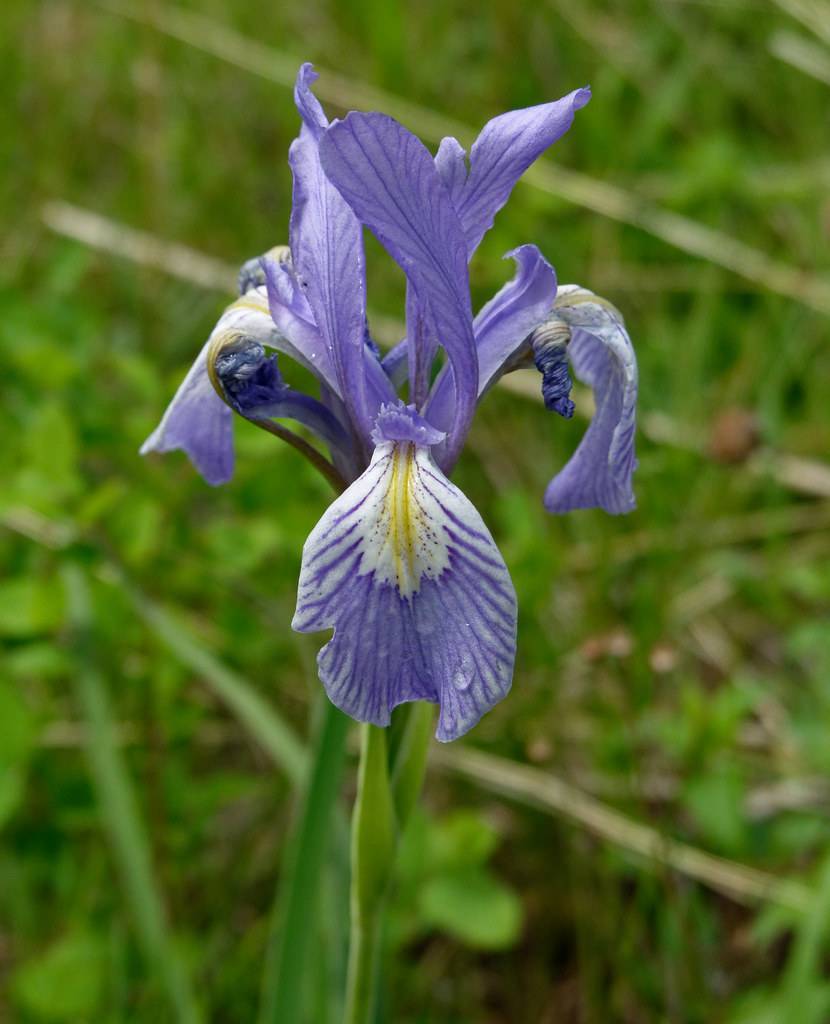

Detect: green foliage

[1,0,829,1019]
[392,809,523,952]
[12,930,107,1021]
[0,680,37,828]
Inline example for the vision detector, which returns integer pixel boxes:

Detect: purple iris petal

[290,65,386,447]
[263,257,393,430]
[380,339,408,388]
[318,112,478,472]
[140,338,233,486]
[405,283,436,410]
[294,62,328,136]
[293,407,516,741]
[435,88,591,257]
[434,135,468,206]
[371,401,446,446]
[544,288,638,515]
[426,244,558,431]
[262,258,340,393]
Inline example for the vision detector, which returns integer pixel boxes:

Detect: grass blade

[432,744,813,914]
[101,572,345,1022]
[259,700,350,1024]
[110,569,308,786]
[63,564,202,1024]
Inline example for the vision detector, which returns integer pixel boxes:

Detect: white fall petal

[293,440,517,741]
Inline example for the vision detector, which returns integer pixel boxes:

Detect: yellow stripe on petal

[365,441,452,599]
[388,443,417,594]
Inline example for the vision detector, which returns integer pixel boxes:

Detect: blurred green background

[3,0,830,1020]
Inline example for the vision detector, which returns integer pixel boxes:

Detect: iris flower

[142,65,638,742]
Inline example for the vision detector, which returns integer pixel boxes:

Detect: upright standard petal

[289,127,371,439]
[426,245,557,431]
[438,88,591,257]
[293,405,517,742]
[543,287,638,515]
[318,112,478,471]
[262,257,339,393]
[290,66,387,447]
[434,135,468,206]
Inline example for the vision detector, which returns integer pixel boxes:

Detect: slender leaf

[113,570,307,785]
[344,725,397,1024]
[258,699,350,1024]
[63,565,202,1024]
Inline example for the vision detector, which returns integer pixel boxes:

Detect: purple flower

[141,65,638,741]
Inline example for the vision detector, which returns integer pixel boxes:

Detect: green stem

[344,910,383,1024]
[259,699,350,1024]
[344,725,396,1024]
[390,702,434,829]
[343,709,434,1023]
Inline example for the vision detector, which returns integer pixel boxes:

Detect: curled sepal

[141,289,354,486]
[544,286,638,515]
[293,407,517,742]
[138,290,285,485]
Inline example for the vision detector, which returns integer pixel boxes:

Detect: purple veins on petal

[293,406,516,741]
[435,87,591,257]
[317,111,478,472]
[425,244,558,432]
[261,256,339,393]
[289,65,390,448]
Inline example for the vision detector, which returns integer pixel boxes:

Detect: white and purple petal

[293,407,517,742]
[544,287,638,515]
[318,112,478,471]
